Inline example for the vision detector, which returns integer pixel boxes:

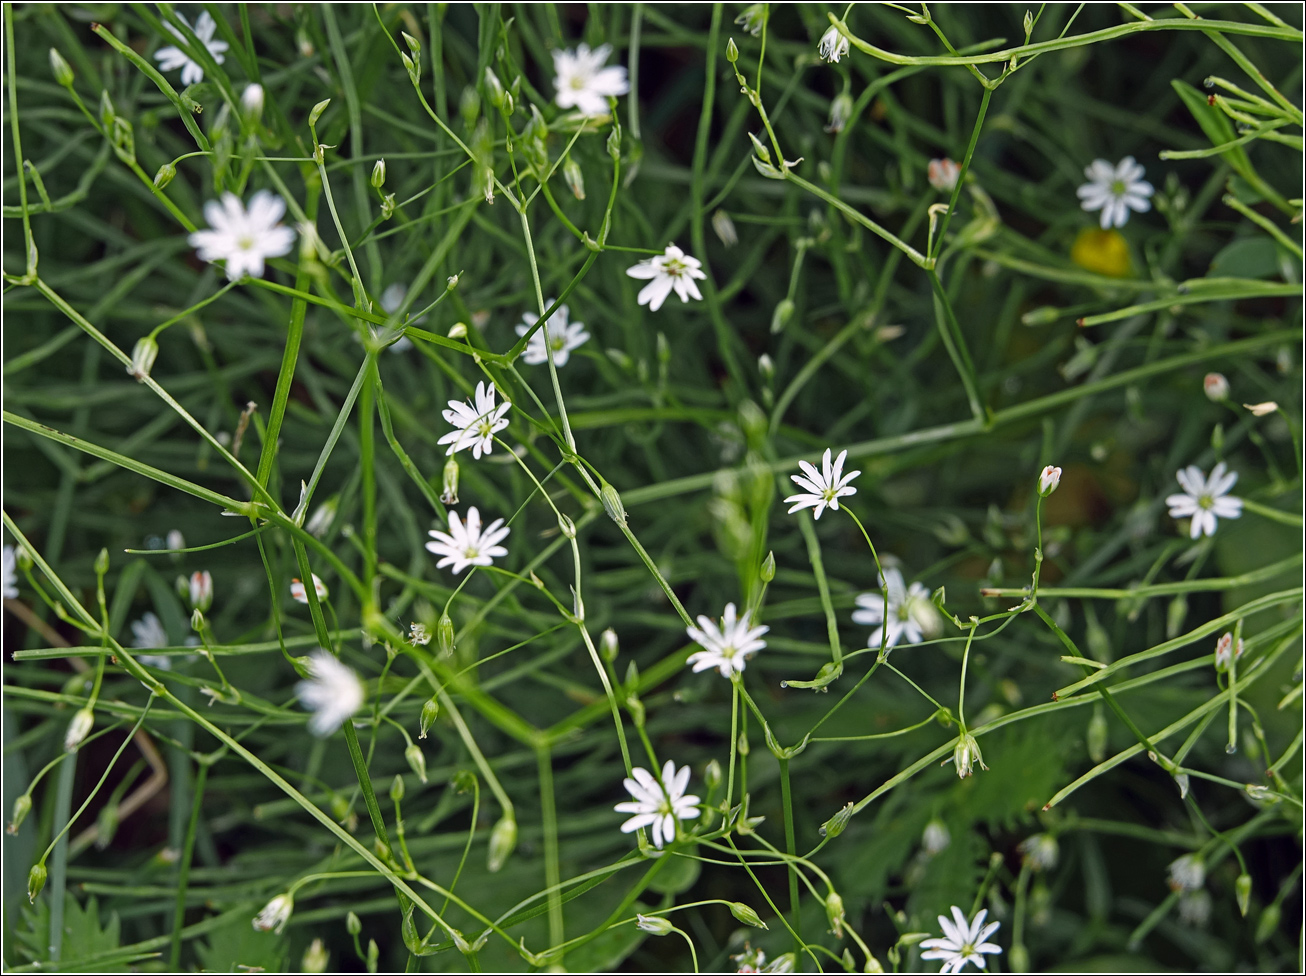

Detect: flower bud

[1038,465,1062,497]
[441,457,459,506]
[1214,631,1244,671]
[390,774,405,802]
[8,794,32,834]
[825,891,846,938]
[252,892,294,933]
[401,30,421,56]
[308,98,330,129]
[922,818,950,855]
[419,697,440,739]
[437,613,455,656]
[49,48,73,87]
[64,707,94,752]
[601,482,626,524]
[730,901,767,928]
[346,910,362,935]
[571,585,585,623]
[826,92,854,134]
[189,570,213,611]
[819,801,854,838]
[153,162,176,189]
[563,156,585,200]
[124,334,159,381]
[704,759,723,791]
[1203,372,1229,401]
[1235,873,1252,917]
[448,322,467,339]
[712,209,739,247]
[1255,902,1280,943]
[27,862,46,903]
[190,607,205,633]
[371,158,386,189]
[928,157,961,192]
[1244,401,1278,416]
[405,743,428,783]
[558,514,577,540]
[484,67,505,107]
[636,913,673,936]
[240,83,264,123]
[600,628,619,662]
[760,550,776,583]
[725,37,739,63]
[487,814,517,872]
[94,547,110,576]
[302,937,329,974]
[771,298,795,334]
[952,732,987,778]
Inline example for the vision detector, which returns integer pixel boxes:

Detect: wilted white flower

[1214,631,1245,671]
[153,10,228,87]
[853,567,935,649]
[735,4,767,36]
[928,158,961,192]
[952,732,987,779]
[408,622,431,646]
[686,603,769,678]
[438,381,511,459]
[425,507,510,574]
[922,818,951,856]
[614,760,701,849]
[919,906,1002,974]
[516,302,591,367]
[295,651,364,737]
[290,574,328,604]
[188,570,213,611]
[2,546,17,600]
[252,892,294,933]
[817,25,850,63]
[635,913,674,935]
[1019,833,1060,871]
[1076,157,1154,229]
[1167,853,1205,892]
[552,43,629,117]
[1165,462,1242,538]
[1244,400,1279,417]
[784,448,859,519]
[188,191,296,281]
[1038,465,1062,497]
[626,245,707,312]
[1203,372,1229,402]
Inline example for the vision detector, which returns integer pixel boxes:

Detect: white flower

[131,612,168,649]
[952,732,988,779]
[166,529,185,552]
[1165,462,1242,538]
[686,603,770,678]
[1203,372,1229,402]
[853,567,935,649]
[626,245,707,312]
[1038,465,1062,497]
[919,906,1003,974]
[922,818,951,856]
[377,283,419,352]
[1076,156,1154,229]
[614,760,701,849]
[64,707,95,752]
[784,448,859,519]
[189,191,296,281]
[153,10,228,87]
[438,381,511,459]
[1177,889,1212,928]
[1019,833,1060,871]
[1214,631,1244,671]
[290,574,328,604]
[1244,400,1278,417]
[818,25,850,63]
[516,302,591,367]
[425,507,510,574]
[552,43,629,117]
[409,622,431,646]
[305,498,337,537]
[295,651,364,737]
[1168,853,1205,892]
[252,892,294,934]
[928,158,960,192]
[2,545,17,600]
[188,570,213,611]
[712,209,738,247]
[240,82,264,121]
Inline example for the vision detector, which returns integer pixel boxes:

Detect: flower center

[663,258,686,278]
[236,235,256,251]
[895,603,911,622]
[463,544,480,560]
[1110,179,1127,195]
[550,336,565,351]
[570,75,587,90]
[1198,493,1214,510]
[476,420,494,437]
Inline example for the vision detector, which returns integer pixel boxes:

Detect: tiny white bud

[1203,372,1229,401]
[486,814,517,872]
[371,158,386,189]
[240,83,264,123]
[127,336,159,382]
[302,937,329,974]
[928,157,961,192]
[252,892,294,933]
[64,707,94,752]
[188,570,213,611]
[711,209,738,247]
[600,628,619,662]
[1038,465,1062,497]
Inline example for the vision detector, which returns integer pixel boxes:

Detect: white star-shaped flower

[290,574,328,604]
[438,381,511,459]
[1165,462,1242,538]
[784,448,859,519]
[614,760,701,849]
[818,25,850,63]
[626,245,707,312]
[853,566,933,650]
[130,611,168,649]
[516,301,591,367]
[188,191,296,281]
[153,10,228,87]
[1076,156,1154,229]
[425,507,510,574]
[686,603,770,678]
[919,906,1002,974]
[2,545,17,600]
[552,43,629,117]
[295,651,364,737]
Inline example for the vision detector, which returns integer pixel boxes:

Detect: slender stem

[168,761,209,969]
[536,745,565,960]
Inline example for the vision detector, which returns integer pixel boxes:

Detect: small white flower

[377,282,420,352]
[552,43,629,117]
[919,906,1003,974]
[131,612,168,650]
[1168,853,1205,892]
[409,622,431,646]
[1038,464,1062,497]
[252,892,294,934]
[735,4,767,36]
[1019,833,1060,871]
[1165,462,1242,538]
[928,158,961,192]
[1203,372,1229,402]
[818,25,850,63]
[784,448,859,519]
[188,570,213,611]
[425,507,511,574]
[240,82,264,121]
[516,302,591,367]
[295,651,364,737]
[1214,631,1244,671]
[290,574,328,604]
[189,191,296,281]
[1076,156,1154,229]
[166,529,186,553]
[686,603,770,678]
[853,567,934,649]
[305,498,337,537]
[614,760,701,849]
[952,732,988,779]
[438,381,511,459]
[626,245,707,312]
[922,818,951,856]
[1177,889,1212,928]
[2,545,17,600]
[64,707,95,752]
[153,10,228,87]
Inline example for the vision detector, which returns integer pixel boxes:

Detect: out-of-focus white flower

[240,83,264,122]
[712,209,738,247]
[1214,631,1245,671]
[425,507,510,574]
[516,302,591,367]
[928,158,961,192]
[1165,462,1242,538]
[552,43,629,117]
[290,574,328,604]
[626,245,707,312]
[817,25,850,63]
[919,906,1003,974]
[1244,400,1279,417]
[686,603,769,678]
[295,652,364,737]
[1167,853,1205,893]
[166,529,185,553]
[784,448,859,520]
[1177,889,1212,928]
[1019,833,1060,870]
[1203,372,1229,402]
[853,566,934,649]
[438,381,511,459]
[922,818,951,856]
[305,498,337,537]
[826,92,854,134]
[2,546,17,600]
[252,892,294,933]
[614,760,700,849]
[131,612,168,650]
[153,10,228,87]
[188,191,296,280]
[735,4,767,36]
[301,937,329,973]
[188,570,213,611]
[1038,465,1062,497]
[1076,157,1154,229]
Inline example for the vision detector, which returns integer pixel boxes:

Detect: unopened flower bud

[825,891,846,938]
[820,801,854,838]
[571,585,585,623]
[760,550,776,583]
[484,67,505,107]
[153,162,176,189]
[922,818,950,855]
[1038,465,1062,497]
[401,30,421,56]
[1203,372,1229,401]
[712,209,738,247]
[94,547,110,576]
[725,37,739,63]
[390,774,405,802]
[636,913,673,936]
[437,613,455,656]
[346,911,362,935]
[601,482,626,524]
[1214,631,1244,671]
[730,901,767,928]
[127,336,159,381]
[771,298,795,334]
[1244,401,1278,417]
[252,892,294,933]
[405,743,428,783]
[8,794,32,834]
[308,98,330,128]
[487,814,517,872]
[189,570,213,611]
[64,707,94,752]
[928,157,961,192]
[240,83,264,123]
[952,732,987,778]
[419,697,440,739]
[27,862,46,903]
[190,607,205,632]
[558,514,577,539]
[371,158,386,189]
[448,322,467,340]
[1256,902,1280,943]
[1087,705,1108,763]
[440,457,459,506]
[826,92,854,134]
[563,156,585,200]
[600,628,619,662]
[1235,873,1252,917]
[302,937,329,974]
[49,48,73,87]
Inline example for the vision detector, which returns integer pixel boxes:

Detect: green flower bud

[1236,873,1252,917]
[95,802,119,849]
[371,158,386,189]
[401,31,421,55]
[419,697,440,739]
[390,774,405,803]
[405,743,427,783]
[452,770,476,793]
[94,547,110,576]
[459,86,480,126]
[558,513,577,540]
[726,38,739,63]
[704,759,723,792]
[600,628,619,662]
[1255,902,1280,943]
[346,910,362,935]
[440,456,459,506]
[563,156,585,200]
[437,613,455,656]
[819,801,854,838]
[27,862,47,903]
[308,98,331,128]
[729,901,766,928]
[302,937,329,974]
[1086,705,1109,764]
[153,162,176,189]
[826,891,846,938]
[49,48,74,87]
[636,913,673,936]
[366,938,379,970]
[605,125,621,160]
[484,67,504,107]
[1021,305,1061,326]
[601,482,626,524]
[760,550,776,583]
[64,707,94,752]
[8,793,32,834]
[487,814,517,872]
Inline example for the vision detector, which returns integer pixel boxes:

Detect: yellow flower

[1071,228,1132,277]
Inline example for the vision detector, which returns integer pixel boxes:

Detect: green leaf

[14,894,121,972]
[1209,236,1281,279]
[194,912,286,974]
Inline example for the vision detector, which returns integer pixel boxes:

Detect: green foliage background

[2,3,1302,973]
